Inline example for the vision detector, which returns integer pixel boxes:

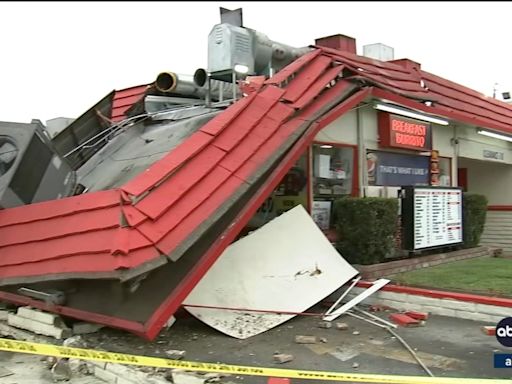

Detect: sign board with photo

[312,201,332,230]
[368,151,430,187]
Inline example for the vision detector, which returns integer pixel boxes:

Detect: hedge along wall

[463,193,488,248]
[333,193,488,265]
[334,197,399,265]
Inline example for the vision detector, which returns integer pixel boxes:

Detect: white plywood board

[183,205,358,339]
[322,279,390,322]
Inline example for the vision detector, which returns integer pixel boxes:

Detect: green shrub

[334,197,398,265]
[463,193,488,248]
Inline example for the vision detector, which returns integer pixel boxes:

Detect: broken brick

[273,354,294,364]
[335,322,349,330]
[268,379,291,384]
[369,304,392,312]
[165,349,186,359]
[294,335,317,344]
[404,311,429,321]
[482,326,496,336]
[389,313,420,327]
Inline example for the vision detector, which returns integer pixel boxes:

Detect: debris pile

[0,206,442,382]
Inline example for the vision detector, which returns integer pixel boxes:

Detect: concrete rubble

[0,297,508,382]
[165,349,187,359]
[273,353,294,364]
[0,213,492,383]
[7,306,72,339]
[317,321,332,329]
[294,335,317,344]
[0,304,175,383]
[0,301,245,384]
[335,322,349,330]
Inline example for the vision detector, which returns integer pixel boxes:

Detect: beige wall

[456,124,512,165]
[458,157,512,205]
[361,107,379,150]
[314,109,358,145]
[314,106,458,195]
[432,124,455,158]
[313,107,512,202]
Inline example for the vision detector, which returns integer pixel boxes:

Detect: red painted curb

[356,281,512,308]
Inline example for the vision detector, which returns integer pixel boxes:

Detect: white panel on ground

[183,205,358,339]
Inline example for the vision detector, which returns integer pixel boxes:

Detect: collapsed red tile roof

[111,84,149,122]
[0,46,510,339]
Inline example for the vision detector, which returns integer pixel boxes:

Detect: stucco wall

[314,109,358,145]
[458,157,512,205]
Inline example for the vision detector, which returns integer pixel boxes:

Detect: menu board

[401,187,463,251]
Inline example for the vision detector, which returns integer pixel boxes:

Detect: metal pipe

[324,276,361,316]
[346,311,387,329]
[357,106,366,197]
[348,309,434,377]
[387,327,435,377]
[155,70,237,101]
[155,72,204,98]
[193,68,237,101]
[250,29,312,73]
[353,307,398,329]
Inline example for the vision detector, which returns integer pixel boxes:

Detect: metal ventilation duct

[207,23,311,77]
[154,69,238,101]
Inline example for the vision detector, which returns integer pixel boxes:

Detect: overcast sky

[1,1,511,124]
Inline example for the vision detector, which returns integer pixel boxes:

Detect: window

[312,144,354,198]
[312,144,355,230]
[438,157,451,186]
[248,153,308,230]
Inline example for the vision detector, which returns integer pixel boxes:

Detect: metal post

[452,124,458,187]
[206,74,211,108]
[232,70,237,102]
[357,107,366,197]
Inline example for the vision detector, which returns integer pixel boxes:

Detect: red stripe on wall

[488,205,512,211]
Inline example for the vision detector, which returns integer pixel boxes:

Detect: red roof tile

[110,84,149,122]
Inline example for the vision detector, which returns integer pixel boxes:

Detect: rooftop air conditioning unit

[0,120,75,209]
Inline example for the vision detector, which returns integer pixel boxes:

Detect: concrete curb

[339,282,512,323]
[355,281,512,308]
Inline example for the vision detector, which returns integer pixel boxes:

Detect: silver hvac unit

[207,8,311,78]
[0,120,75,209]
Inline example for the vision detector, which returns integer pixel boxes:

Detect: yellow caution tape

[0,337,508,384]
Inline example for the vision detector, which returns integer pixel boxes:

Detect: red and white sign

[413,188,463,250]
[378,112,432,151]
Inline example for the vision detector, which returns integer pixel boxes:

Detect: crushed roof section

[111,85,150,122]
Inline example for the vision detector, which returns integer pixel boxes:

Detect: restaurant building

[250,35,512,252]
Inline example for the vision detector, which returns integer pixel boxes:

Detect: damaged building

[1,8,512,340]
